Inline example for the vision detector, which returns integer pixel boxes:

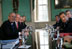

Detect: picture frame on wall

[55,0,72,9]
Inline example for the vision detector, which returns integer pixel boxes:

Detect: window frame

[34,0,51,22]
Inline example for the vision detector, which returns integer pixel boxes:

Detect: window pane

[45,36,48,44]
[40,35,45,44]
[45,45,49,49]
[40,46,44,49]
[38,6,43,20]
[38,0,48,5]
[40,45,49,49]
[39,30,49,44]
[38,6,48,22]
[39,30,45,44]
[38,0,43,5]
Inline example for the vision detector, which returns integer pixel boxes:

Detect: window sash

[34,0,49,22]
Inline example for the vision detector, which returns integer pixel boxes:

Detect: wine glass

[22,26,29,47]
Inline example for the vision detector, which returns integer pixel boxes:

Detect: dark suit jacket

[0,20,21,40]
[20,22,27,29]
[59,21,72,33]
[0,27,4,39]
[16,22,22,32]
[60,22,68,33]
[53,22,60,29]
[68,18,72,23]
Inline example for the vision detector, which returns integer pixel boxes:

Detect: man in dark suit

[15,14,22,32]
[65,10,72,23]
[59,12,72,33]
[53,15,60,29]
[1,13,19,40]
[19,16,27,29]
[21,16,27,29]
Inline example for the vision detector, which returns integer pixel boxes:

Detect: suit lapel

[8,21,13,31]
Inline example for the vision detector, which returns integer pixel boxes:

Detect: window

[35,29,49,49]
[34,0,49,22]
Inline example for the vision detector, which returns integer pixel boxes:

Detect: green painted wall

[2,0,13,22]
[2,0,31,22]
[51,0,72,21]
[18,0,31,22]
